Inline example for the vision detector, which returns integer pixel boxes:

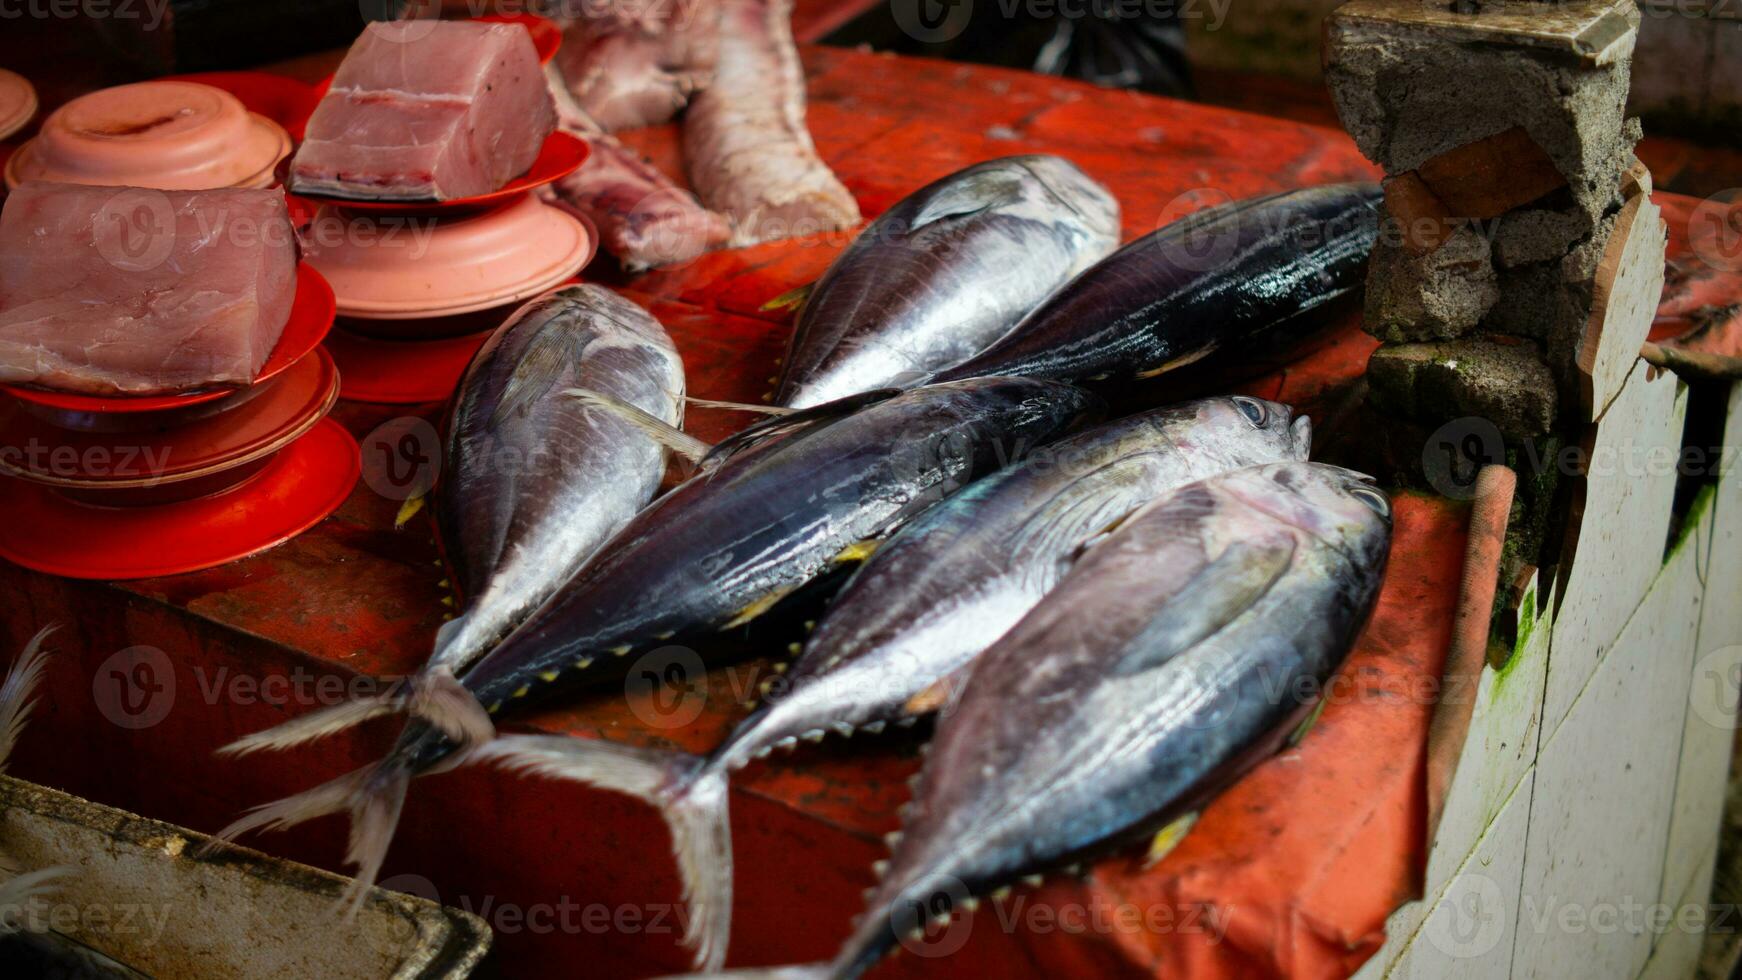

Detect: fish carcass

[290,20,556,201]
[0,181,296,395]
[933,182,1383,387]
[544,63,733,270]
[774,156,1120,408]
[683,0,860,246]
[217,377,1100,925]
[555,0,718,132]
[220,285,685,761]
[476,395,1309,969]
[823,461,1392,978]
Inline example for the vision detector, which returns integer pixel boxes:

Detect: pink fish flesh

[291,21,557,201]
[0,181,297,396]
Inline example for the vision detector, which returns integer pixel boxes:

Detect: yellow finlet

[759,281,814,314]
[575,656,594,670]
[1144,812,1199,869]
[1136,343,1218,380]
[611,645,632,657]
[723,582,801,629]
[905,676,954,715]
[833,539,881,565]
[512,686,530,699]
[539,671,560,683]
[1289,697,1329,747]
[394,494,426,529]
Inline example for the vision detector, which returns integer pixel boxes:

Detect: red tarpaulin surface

[2,42,1731,979]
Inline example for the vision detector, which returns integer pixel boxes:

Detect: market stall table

[0,43,1719,979]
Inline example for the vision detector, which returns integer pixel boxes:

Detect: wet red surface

[0,44,1735,979]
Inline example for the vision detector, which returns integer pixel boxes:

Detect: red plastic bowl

[0,265,337,415]
[160,71,321,143]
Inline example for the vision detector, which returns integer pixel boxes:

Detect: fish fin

[1288,697,1329,747]
[903,665,971,716]
[759,282,813,314]
[489,321,582,428]
[394,495,425,529]
[0,624,56,774]
[1135,342,1219,380]
[337,765,411,920]
[204,765,378,852]
[216,685,407,757]
[405,667,495,752]
[702,388,905,468]
[1112,539,1296,677]
[907,168,1029,230]
[0,866,75,928]
[723,582,804,630]
[567,387,713,464]
[1143,812,1198,869]
[833,539,881,565]
[475,736,733,970]
[687,396,800,417]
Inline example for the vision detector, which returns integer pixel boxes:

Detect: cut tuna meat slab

[0,181,298,396]
[291,20,558,201]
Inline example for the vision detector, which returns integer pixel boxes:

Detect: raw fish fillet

[291,20,557,201]
[0,181,297,396]
[683,0,859,246]
[543,62,731,269]
[556,0,718,132]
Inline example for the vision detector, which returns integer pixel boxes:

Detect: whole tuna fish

[217,377,1100,915]
[932,182,1382,387]
[218,285,685,759]
[678,462,1390,979]
[774,156,1120,407]
[474,395,1309,970]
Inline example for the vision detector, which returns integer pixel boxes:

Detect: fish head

[1006,154,1122,248]
[1222,461,1392,568]
[1193,396,1311,462]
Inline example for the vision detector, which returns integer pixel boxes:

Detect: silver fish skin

[431,284,685,677]
[830,461,1392,979]
[713,396,1310,772]
[777,155,1120,408]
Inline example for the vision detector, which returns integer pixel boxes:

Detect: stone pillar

[1324,0,1660,440]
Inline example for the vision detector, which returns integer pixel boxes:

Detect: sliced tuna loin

[0,181,298,396]
[291,20,557,201]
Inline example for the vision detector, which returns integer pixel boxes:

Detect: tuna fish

[556,0,718,132]
[290,20,557,201]
[931,182,1383,387]
[773,156,1120,408]
[474,395,1309,970]
[0,181,296,396]
[218,284,686,761]
[823,461,1389,978]
[216,377,1099,920]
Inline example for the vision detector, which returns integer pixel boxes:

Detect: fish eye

[1232,397,1267,427]
[1349,485,1391,518]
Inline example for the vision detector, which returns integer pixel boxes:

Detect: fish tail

[217,666,490,759]
[0,624,57,773]
[475,734,734,970]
